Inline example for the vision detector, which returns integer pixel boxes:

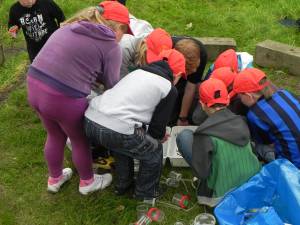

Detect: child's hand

[8,25,19,38]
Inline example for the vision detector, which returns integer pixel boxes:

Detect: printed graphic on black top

[19,11,48,42]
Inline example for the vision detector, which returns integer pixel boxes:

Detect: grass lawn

[0,0,299,225]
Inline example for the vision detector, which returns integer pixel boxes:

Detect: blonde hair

[252,78,276,100]
[134,40,148,66]
[61,6,128,33]
[174,39,200,75]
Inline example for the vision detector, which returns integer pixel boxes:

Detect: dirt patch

[0,44,28,104]
[4,46,26,58]
[0,184,5,195]
[0,72,26,104]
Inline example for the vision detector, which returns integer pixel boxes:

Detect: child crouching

[233,68,300,168]
[84,49,186,200]
[176,78,260,207]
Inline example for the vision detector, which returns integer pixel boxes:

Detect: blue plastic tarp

[214,159,300,225]
[243,207,283,225]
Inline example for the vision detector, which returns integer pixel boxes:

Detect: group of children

[9,0,300,204]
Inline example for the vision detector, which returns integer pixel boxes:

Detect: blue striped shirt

[247,90,300,168]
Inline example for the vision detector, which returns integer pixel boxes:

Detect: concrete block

[195,37,237,61]
[255,40,300,76]
[0,44,4,66]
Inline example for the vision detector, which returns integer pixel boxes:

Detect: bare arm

[177,81,197,125]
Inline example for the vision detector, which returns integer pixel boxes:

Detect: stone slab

[255,40,300,76]
[0,44,4,66]
[195,37,237,61]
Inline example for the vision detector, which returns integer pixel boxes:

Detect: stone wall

[255,40,300,76]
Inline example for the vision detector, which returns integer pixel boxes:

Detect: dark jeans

[84,118,163,198]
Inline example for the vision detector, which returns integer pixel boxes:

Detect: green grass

[0,0,299,224]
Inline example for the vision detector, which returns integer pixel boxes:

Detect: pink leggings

[27,76,93,180]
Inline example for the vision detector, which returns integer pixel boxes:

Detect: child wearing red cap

[84,49,186,200]
[26,1,132,195]
[205,49,253,79]
[233,68,300,168]
[8,0,65,62]
[120,28,172,78]
[176,78,260,207]
[120,31,208,126]
[193,67,248,124]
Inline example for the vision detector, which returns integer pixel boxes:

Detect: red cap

[145,28,172,63]
[158,49,186,78]
[233,68,269,94]
[214,49,238,72]
[199,78,229,107]
[210,67,237,98]
[99,1,133,35]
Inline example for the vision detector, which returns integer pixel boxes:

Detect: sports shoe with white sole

[79,173,112,195]
[47,168,73,193]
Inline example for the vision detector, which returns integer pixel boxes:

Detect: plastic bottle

[147,208,165,222]
[193,213,216,225]
[136,204,149,220]
[134,215,152,225]
[166,171,182,187]
[134,208,165,225]
[172,193,190,209]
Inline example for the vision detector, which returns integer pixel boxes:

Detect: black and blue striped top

[247,90,300,168]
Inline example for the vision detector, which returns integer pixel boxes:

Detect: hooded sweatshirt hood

[141,60,174,82]
[70,21,116,41]
[194,108,250,146]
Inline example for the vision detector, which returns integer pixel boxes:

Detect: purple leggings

[27,76,93,180]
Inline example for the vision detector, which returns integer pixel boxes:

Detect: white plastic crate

[167,126,198,167]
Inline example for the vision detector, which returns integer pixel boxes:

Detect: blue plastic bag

[214,159,300,225]
[243,207,283,225]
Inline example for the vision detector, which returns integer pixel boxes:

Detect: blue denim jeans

[176,129,194,165]
[84,118,163,198]
[176,129,213,197]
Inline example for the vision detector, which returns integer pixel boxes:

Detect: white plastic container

[193,213,216,225]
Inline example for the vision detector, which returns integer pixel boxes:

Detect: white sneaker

[79,173,112,195]
[47,168,73,193]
